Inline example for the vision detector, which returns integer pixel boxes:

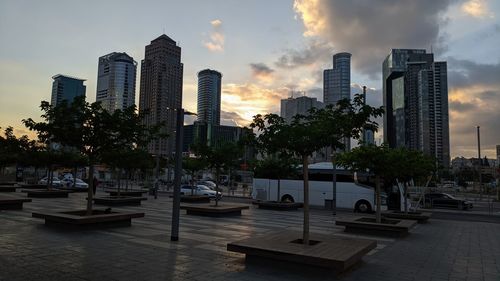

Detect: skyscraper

[323,52,352,151]
[96,52,137,112]
[139,35,183,156]
[383,49,450,167]
[50,74,86,106]
[197,69,222,125]
[280,95,324,124]
[324,52,351,105]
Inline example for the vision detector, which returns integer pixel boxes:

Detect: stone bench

[336,217,417,237]
[255,201,303,211]
[382,211,432,223]
[92,196,147,206]
[32,210,144,229]
[22,189,71,198]
[181,203,249,217]
[227,231,376,272]
[106,190,149,197]
[0,197,32,210]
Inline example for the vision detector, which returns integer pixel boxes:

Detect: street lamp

[171,108,197,242]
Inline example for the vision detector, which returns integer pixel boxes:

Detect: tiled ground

[1,191,499,281]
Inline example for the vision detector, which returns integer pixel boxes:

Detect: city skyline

[0,0,499,158]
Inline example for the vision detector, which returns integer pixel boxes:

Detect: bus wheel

[355,200,372,213]
[281,195,295,203]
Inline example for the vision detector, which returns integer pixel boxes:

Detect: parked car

[422,193,473,210]
[38,177,63,187]
[60,178,89,189]
[180,185,222,198]
[198,180,217,190]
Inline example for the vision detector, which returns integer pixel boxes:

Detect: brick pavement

[0,191,499,281]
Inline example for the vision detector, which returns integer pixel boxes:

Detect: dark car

[422,193,473,210]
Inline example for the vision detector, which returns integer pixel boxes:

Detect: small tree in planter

[23,97,161,215]
[182,156,207,195]
[391,148,435,214]
[309,95,384,212]
[337,144,399,223]
[253,154,298,202]
[192,141,242,206]
[251,113,324,244]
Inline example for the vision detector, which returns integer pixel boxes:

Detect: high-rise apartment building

[324,52,351,105]
[383,49,450,167]
[96,52,137,112]
[323,52,352,151]
[139,34,183,156]
[280,95,324,123]
[50,74,86,106]
[197,69,222,125]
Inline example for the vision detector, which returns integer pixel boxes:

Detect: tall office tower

[139,34,183,156]
[96,52,137,112]
[197,69,222,125]
[383,49,450,168]
[280,95,324,124]
[50,74,86,106]
[323,52,352,151]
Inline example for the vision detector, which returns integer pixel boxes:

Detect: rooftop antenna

[430,44,433,54]
[163,27,165,34]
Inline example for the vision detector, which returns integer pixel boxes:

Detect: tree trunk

[277,178,281,202]
[302,155,310,245]
[117,168,121,197]
[72,166,77,188]
[404,182,408,214]
[215,169,220,207]
[331,151,337,215]
[86,164,94,215]
[375,175,381,223]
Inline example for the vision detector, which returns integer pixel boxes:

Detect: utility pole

[477,126,482,200]
[171,109,184,242]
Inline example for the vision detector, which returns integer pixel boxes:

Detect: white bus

[252,162,389,213]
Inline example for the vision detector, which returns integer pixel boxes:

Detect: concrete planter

[255,201,303,211]
[383,211,432,223]
[32,209,144,229]
[22,189,71,198]
[228,231,376,272]
[92,196,146,206]
[0,197,32,210]
[181,203,249,217]
[336,216,417,237]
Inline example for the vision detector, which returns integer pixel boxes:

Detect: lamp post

[171,108,197,242]
[477,126,482,200]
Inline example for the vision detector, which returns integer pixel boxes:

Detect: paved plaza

[1,191,500,281]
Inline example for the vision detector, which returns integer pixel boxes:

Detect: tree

[253,154,299,201]
[23,97,161,215]
[251,113,324,244]
[0,126,36,175]
[391,148,435,213]
[309,94,384,212]
[338,144,399,223]
[192,142,242,206]
[182,156,207,195]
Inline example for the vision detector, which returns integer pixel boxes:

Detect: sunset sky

[1,0,499,158]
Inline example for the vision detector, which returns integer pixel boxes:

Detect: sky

[0,0,499,159]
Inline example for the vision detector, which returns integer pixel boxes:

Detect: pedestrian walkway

[1,191,499,281]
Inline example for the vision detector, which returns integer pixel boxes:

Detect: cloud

[203,19,224,52]
[222,83,291,123]
[275,39,332,69]
[461,0,494,18]
[220,110,248,127]
[249,63,275,82]
[447,59,500,158]
[291,0,452,77]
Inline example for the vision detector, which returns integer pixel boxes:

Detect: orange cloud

[461,0,494,18]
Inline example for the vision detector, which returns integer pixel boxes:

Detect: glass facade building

[50,74,86,106]
[197,69,222,125]
[323,52,352,152]
[383,49,450,168]
[96,52,137,112]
